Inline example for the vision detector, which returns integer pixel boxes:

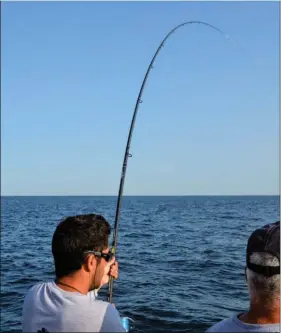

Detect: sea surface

[1,195,279,332]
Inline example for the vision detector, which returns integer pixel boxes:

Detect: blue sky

[1,1,279,195]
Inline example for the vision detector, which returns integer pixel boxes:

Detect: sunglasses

[84,250,114,262]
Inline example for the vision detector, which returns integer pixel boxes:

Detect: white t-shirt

[22,281,126,332]
[206,313,280,332]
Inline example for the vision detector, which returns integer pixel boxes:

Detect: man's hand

[100,258,119,288]
[109,261,118,280]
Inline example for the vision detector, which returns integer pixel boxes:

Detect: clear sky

[1,1,279,196]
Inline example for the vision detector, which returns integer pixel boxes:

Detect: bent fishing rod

[108,20,231,303]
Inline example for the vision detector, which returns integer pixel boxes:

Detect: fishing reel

[120,317,135,332]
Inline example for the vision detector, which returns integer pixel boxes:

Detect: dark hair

[52,214,111,278]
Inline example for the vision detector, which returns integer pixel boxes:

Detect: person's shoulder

[24,281,55,303]
[22,281,54,319]
[206,317,234,332]
[25,282,47,297]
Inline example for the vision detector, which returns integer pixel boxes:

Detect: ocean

[1,195,279,332]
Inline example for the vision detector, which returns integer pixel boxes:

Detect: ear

[83,254,97,273]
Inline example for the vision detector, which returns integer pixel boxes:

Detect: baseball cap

[246,221,280,277]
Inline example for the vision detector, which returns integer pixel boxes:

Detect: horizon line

[1,194,279,197]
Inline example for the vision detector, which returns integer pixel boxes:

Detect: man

[22,214,126,332]
[207,221,280,332]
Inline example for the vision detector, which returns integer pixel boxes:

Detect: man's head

[245,221,280,306]
[52,214,113,291]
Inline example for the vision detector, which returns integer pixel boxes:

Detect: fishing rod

[108,20,231,304]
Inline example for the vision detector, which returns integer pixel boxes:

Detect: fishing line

[108,20,232,304]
